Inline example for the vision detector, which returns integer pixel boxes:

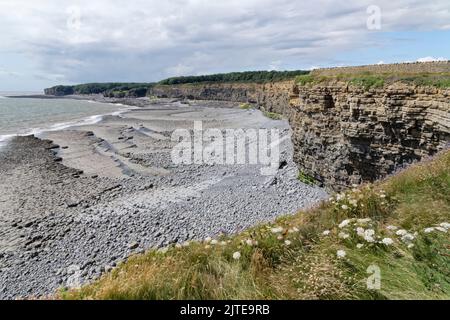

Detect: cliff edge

[148,63,450,190]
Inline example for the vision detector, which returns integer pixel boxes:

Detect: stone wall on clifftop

[149,81,450,191]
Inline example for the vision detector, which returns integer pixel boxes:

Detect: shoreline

[0,95,144,151]
[0,97,328,299]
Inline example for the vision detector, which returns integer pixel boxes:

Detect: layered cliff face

[287,83,450,190]
[150,81,450,191]
[150,83,259,102]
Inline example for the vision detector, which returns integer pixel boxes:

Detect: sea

[0,92,129,149]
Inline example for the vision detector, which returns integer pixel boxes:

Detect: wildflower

[407,244,414,249]
[435,227,447,233]
[336,193,345,201]
[271,227,283,234]
[440,222,450,230]
[357,218,371,224]
[341,205,349,210]
[356,227,365,237]
[285,240,292,246]
[380,194,386,199]
[322,230,331,236]
[245,239,254,246]
[339,219,351,229]
[337,250,346,259]
[289,227,300,233]
[349,199,358,207]
[381,238,394,246]
[182,241,190,247]
[210,239,218,245]
[338,232,350,239]
[396,229,408,236]
[158,247,169,254]
[220,241,227,246]
[204,236,212,243]
[364,229,375,243]
[204,245,211,249]
[424,228,435,233]
[175,243,182,249]
[401,234,415,242]
[386,225,398,231]
[232,252,241,260]
[277,235,283,240]
[356,243,364,249]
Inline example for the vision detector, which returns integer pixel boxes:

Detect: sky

[0,0,449,91]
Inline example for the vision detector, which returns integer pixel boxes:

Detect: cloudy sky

[0,0,449,91]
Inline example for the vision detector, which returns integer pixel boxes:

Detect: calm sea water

[0,94,127,148]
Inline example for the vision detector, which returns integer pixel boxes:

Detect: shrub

[350,76,385,90]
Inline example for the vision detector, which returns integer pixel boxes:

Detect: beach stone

[0,99,328,300]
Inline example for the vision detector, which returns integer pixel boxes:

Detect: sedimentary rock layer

[149,81,450,190]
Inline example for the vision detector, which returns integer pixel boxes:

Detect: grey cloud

[0,0,449,88]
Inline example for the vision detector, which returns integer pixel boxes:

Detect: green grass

[60,151,450,300]
[295,72,450,90]
[295,74,316,86]
[239,103,252,110]
[298,170,317,185]
[396,74,450,89]
[263,111,283,120]
[350,76,385,90]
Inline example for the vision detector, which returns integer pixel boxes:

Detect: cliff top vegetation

[60,150,450,300]
[158,70,309,85]
[296,72,450,90]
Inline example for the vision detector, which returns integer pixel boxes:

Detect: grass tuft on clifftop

[61,151,450,300]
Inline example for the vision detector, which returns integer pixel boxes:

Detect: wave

[0,134,15,149]
[0,104,135,150]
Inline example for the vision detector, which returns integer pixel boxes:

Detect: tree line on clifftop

[44,70,310,96]
[158,70,309,85]
[44,83,152,97]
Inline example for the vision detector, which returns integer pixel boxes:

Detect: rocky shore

[0,98,327,299]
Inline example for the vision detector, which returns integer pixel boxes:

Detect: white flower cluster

[242,239,258,246]
[337,250,346,259]
[362,229,376,243]
[338,219,352,229]
[423,222,449,234]
[271,226,284,234]
[331,191,362,211]
[331,218,400,248]
[393,229,415,245]
[332,187,388,209]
